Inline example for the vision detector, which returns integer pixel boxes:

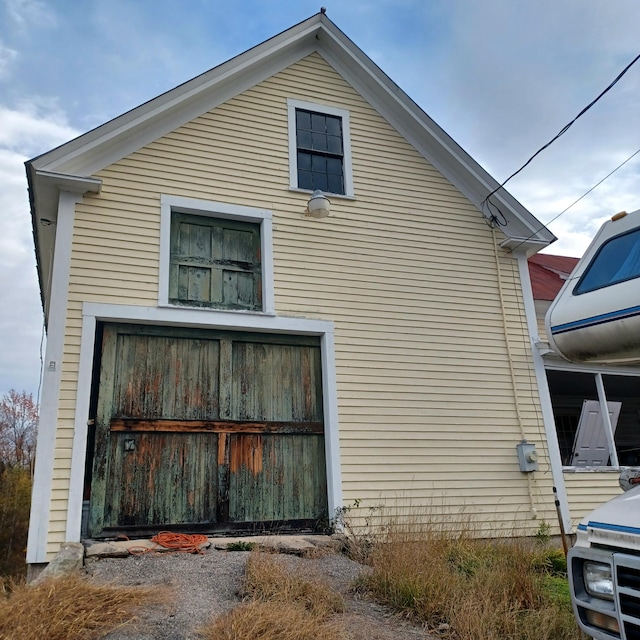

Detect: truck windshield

[574,227,640,294]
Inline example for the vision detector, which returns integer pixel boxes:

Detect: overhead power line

[482,51,640,226]
[542,147,640,227]
[509,146,640,253]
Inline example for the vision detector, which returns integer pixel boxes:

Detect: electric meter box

[516,441,539,473]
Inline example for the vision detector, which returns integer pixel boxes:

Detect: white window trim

[287,98,354,198]
[65,302,343,543]
[554,370,621,472]
[159,195,275,314]
[543,361,640,472]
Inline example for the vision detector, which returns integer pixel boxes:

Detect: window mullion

[595,372,619,466]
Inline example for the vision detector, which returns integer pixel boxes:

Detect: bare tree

[0,390,38,472]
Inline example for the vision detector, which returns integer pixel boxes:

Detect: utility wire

[509,145,640,253]
[542,148,640,228]
[482,51,640,225]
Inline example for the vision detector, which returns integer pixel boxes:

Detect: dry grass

[0,574,158,640]
[199,552,346,640]
[199,600,345,640]
[243,552,344,616]
[355,524,580,640]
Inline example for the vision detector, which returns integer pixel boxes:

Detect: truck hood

[577,485,640,551]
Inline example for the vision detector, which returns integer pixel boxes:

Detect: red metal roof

[528,254,579,301]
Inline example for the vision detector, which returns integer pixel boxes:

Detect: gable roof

[27,12,556,308]
[528,254,579,301]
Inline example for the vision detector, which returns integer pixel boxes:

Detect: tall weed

[355,522,580,640]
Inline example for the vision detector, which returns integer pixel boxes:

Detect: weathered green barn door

[89,324,327,537]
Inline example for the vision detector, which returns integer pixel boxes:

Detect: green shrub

[226,541,255,552]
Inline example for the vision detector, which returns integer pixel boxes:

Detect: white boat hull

[546,209,640,365]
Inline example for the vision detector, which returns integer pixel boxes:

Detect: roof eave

[28,11,555,250]
[29,14,327,177]
[500,236,554,257]
[27,165,102,314]
[314,19,556,249]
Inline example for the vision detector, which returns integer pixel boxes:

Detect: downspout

[513,247,573,535]
[491,229,537,520]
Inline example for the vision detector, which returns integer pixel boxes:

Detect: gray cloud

[0,105,79,397]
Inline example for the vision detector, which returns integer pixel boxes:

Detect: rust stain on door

[91,325,326,536]
[229,435,263,475]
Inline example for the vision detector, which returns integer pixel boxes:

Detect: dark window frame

[295,108,345,195]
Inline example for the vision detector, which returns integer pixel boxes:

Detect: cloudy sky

[1,0,640,398]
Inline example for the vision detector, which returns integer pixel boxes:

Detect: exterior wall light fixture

[306,190,331,218]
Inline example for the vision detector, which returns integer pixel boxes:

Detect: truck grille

[616,556,640,639]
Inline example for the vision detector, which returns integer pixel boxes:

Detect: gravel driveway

[85,547,433,639]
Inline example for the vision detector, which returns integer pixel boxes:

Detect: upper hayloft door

[88,324,327,537]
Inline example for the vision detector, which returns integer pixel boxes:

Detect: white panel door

[571,400,622,466]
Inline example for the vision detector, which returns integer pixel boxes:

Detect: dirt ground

[85,546,434,639]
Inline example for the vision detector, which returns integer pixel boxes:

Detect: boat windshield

[574,227,640,294]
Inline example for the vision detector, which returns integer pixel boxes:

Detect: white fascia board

[30,171,101,243]
[316,29,555,247]
[499,237,551,256]
[34,21,324,177]
[29,170,102,318]
[33,170,102,195]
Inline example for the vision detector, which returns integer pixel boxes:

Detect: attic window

[296,109,344,194]
[287,99,353,197]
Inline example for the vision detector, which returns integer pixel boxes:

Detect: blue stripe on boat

[551,304,640,335]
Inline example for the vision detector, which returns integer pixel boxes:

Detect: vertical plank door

[88,324,327,537]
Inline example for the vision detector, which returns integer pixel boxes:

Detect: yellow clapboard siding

[564,472,623,528]
[39,50,556,559]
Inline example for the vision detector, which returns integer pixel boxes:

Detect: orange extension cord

[127,531,209,555]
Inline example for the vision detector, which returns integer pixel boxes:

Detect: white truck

[546,208,640,639]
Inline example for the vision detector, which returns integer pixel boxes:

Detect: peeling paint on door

[88,324,327,537]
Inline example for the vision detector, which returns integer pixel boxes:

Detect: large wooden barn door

[88,324,326,537]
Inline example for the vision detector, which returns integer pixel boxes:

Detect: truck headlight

[584,561,614,600]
